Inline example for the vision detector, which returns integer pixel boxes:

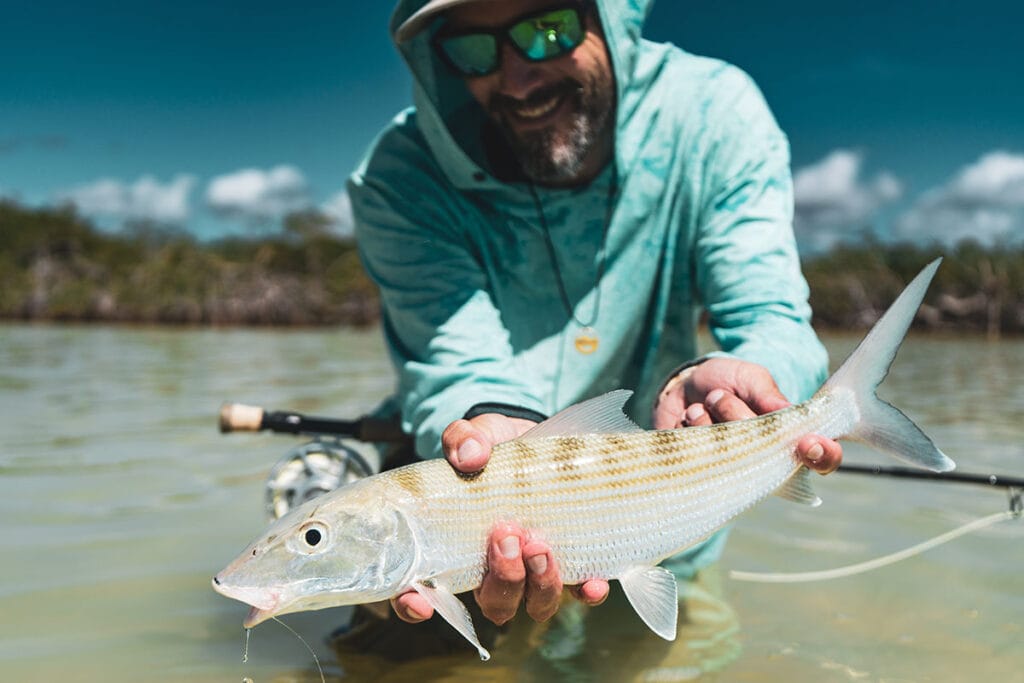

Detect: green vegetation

[804,238,1024,337]
[2,200,1021,334]
[0,201,378,325]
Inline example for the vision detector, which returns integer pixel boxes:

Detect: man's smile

[509,90,564,122]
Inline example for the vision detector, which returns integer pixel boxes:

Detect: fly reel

[264,440,373,520]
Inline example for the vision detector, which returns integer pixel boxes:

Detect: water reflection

[1,325,1021,682]
[328,569,740,682]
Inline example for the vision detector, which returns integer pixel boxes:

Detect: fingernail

[456,439,481,467]
[527,553,548,575]
[684,404,705,424]
[499,536,520,559]
[806,443,824,462]
[706,389,725,407]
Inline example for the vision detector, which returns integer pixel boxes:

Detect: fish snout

[211,575,279,612]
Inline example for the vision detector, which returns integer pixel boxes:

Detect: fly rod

[219,402,406,442]
[838,464,1024,490]
[221,403,1024,492]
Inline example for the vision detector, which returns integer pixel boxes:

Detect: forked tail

[821,259,955,472]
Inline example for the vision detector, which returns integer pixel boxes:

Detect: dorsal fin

[521,390,642,439]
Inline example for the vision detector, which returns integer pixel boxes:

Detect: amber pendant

[574,327,599,354]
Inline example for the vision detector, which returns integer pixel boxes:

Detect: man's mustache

[488,79,584,119]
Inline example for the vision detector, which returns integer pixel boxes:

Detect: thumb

[442,419,493,473]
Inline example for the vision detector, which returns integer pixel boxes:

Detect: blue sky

[2,1,1022,251]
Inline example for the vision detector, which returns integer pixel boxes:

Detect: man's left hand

[652,357,842,474]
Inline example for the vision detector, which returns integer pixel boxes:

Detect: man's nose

[496,42,544,100]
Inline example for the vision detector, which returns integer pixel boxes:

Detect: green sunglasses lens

[440,34,499,76]
[508,8,584,61]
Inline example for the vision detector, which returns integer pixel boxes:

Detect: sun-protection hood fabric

[357,0,827,459]
[388,0,655,194]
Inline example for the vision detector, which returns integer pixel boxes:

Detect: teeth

[514,93,561,120]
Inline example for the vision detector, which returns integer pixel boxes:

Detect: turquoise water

[0,324,1021,682]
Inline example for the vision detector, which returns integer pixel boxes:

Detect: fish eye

[298,521,329,552]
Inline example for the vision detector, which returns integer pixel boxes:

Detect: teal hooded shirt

[351,0,828,465]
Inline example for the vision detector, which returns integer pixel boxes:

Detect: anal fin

[618,565,679,641]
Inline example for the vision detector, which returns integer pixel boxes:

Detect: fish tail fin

[822,258,955,472]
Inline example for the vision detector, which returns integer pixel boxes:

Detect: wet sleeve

[350,136,545,458]
[693,70,828,402]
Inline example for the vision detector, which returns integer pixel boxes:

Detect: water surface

[1,324,1021,682]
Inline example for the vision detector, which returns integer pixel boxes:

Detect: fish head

[212,482,416,626]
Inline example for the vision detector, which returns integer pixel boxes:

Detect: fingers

[474,527,527,625]
[442,419,493,473]
[798,434,843,475]
[652,392,686,429]
[475,526,566,625]
[682,402,712,427]
[522,540,561,622]
[568,579,610,607]
[390,590,433,624]
[704,388,757,422]
[442,414,540,474]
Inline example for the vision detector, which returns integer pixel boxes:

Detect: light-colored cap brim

[394,0,495,42]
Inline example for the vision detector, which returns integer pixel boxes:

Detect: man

[349,0,842,645]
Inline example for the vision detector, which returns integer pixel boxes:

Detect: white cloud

[205,165,311,224]
[793,150,903,253]
[894,151,1024,246]
[58,174,196,226]
[320,189,354,237]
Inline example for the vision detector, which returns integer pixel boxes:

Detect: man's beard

[489,71,614,184]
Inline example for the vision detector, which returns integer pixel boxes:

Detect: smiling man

[346,0,842,659]
[436,0,616,185]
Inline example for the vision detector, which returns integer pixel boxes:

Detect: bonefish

[213,259,952,660]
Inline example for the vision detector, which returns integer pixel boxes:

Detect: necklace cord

[528,167,618,330]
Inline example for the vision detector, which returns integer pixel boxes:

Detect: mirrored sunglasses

[434,5,587,78]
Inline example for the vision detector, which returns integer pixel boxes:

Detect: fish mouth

[212,575,281,625]
[243,605,274,628]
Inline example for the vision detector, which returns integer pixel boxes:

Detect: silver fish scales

[214,259,953,660]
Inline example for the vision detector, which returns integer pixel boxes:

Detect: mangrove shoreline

[2,200,1022,336]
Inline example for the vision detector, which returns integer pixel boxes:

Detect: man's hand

[653,357,843,474]
[389,412,609,626]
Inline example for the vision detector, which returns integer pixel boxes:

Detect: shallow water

[1,324,1021,682]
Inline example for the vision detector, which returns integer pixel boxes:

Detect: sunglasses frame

[432,2,590,78]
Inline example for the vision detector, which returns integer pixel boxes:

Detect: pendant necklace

[529,167,618,355]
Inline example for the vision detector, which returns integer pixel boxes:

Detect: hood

[388,0,660,194]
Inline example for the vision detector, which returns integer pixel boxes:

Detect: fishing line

[730,507,1019,584]
[271,617,326,683]
[237,620,326,683]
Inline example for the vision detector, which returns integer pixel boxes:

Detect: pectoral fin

[618,565,679,641]
[412,581,490,661]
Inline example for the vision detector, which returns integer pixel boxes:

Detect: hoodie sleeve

[693,67,828,402]
[350,122,546,459]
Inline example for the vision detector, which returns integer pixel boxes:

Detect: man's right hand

[389,412,610,626]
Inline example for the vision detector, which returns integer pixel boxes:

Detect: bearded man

[346,0,842,658]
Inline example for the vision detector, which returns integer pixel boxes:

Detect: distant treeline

[804,240,1024,338]
[2,200,1022,334]
[0,200,377,326]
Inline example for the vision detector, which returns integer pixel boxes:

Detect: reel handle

[219,402,405,442]
[219,403,265,433]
